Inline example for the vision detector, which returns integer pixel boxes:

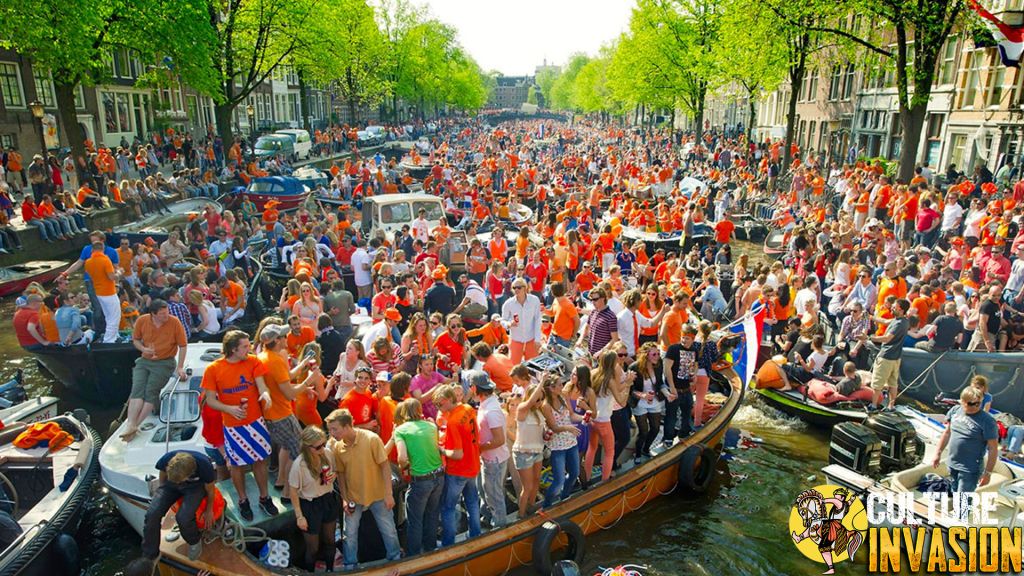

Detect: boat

[31,257,265,407]
[399,160,432,181]
[0,261,68,298]
[0,412,101,576]
[763,228,787,258]
[732,212,767,242]
[502,203,534,226]
[108,198,222,248]
[897,348,1024,416]
[292,166,329,189]
[145,339,745,575]
[241,176,310,212]
[0,371,59,426]
[749,380,870,427]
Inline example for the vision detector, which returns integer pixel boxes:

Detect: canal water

[0,242,898,576]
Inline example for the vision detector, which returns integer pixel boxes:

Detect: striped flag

[729,306,767,385]
[971,0,1024,67]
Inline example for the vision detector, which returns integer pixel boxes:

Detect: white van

[274,129,312,159]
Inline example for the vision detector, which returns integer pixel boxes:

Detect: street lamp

[29,101,48,195]
[245,104,255,160]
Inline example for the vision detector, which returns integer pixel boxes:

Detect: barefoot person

[121,299,188,441]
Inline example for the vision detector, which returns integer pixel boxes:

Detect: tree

[782,0,968,180]
[0,0,217,177]
[717,0,786,140]
[535,68,560,108]
[549,53,591,111]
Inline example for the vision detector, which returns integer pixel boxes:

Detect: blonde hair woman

[292,281,322,333]
[288,426,338,570]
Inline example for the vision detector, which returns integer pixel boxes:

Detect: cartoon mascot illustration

[791,487,863,574]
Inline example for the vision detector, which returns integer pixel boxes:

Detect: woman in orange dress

[295,342,327,427]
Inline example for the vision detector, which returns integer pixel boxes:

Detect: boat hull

[764,229,786,257]
[750,384,865,426]
[242,192,306,212]
[0,261,69,298]
[158,367,745,576]
[898,348,1024,415]
[34,343,140,406]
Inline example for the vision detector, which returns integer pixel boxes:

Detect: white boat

[0,412,100,576]
[0,371,58,426]
[100,343,293,537]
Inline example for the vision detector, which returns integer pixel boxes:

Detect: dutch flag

[971,0,1024,67]
[729,306,768,385]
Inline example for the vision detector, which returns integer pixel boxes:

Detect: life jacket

[14,422,73,453]
[171,485,226,530]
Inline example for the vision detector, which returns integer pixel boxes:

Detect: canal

[0,241,900,575]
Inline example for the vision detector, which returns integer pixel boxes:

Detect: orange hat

[981,237,995,246]
[144,237,157,246]
[383,308,402,322]
[989,201,1002,214]
[265,200,280,209]
[950,238,965,246]
[1004,199,1016,212]
[432,265,448,279]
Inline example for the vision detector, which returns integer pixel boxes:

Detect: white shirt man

[501,280,543,364]
[793,285,819,319]
[412,213,430,243]
[351,242,372,299]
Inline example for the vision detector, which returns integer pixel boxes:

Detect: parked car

[253,135,295,160]
[357,130,376,149]
[365,126,386,146]
[274,129,312,159]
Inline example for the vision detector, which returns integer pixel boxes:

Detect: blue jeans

[441,474,481,546]
[342,499,401,567]
[544,445,580,507]
[405,476,443,556]
[949,468,981,494]
[27,219,55,240]
[1007,425,1024,453]
[549,335,572,349]
[478,459,507,528]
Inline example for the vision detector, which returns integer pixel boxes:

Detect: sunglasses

[617,352,628,357]
[513,286,526,291]
[965,401,980,407]
[312,442,327,450]
[430,321,440,326]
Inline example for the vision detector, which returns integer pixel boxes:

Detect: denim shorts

[204,445,226,467]
[513,450,543,470]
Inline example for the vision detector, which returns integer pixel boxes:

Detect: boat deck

[0,423,84,526]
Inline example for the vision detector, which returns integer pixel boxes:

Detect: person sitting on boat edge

[120,299,188,442]
[142,451,216,561]
[859,297,910,412]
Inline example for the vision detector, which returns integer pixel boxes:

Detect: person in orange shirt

[262,200,280,240]
[286,315,316,359]
[217,275,246,324]
[84,241,121,343]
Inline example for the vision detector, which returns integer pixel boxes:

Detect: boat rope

[201,516,267,554]
[623,478,655,513]
[895,350,949,399]
[588,492,628,530]
[990,366,1020,398]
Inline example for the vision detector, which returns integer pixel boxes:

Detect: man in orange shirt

[549,283,580,348]
[432,384,481,545]
[262,200,280,241]
[84,241,121,343]
[216,275,246,324]
[659,291,691,350]
[338,367,379,431]
[713,214,735,255]
[121,299,187,441]
[286,315,316,359]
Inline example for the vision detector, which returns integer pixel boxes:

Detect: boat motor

[829,422,882,477]
[862,412,921,471]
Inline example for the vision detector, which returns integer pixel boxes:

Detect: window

[32,70,55,107]
[842,64,855,100]
[74,86,86,109]
[961,50,982,108]
[829,66,842,101]
[939,37,958,85]
[808,121,816,149]
[0,63,25,108]
[806,74,818,102]
[949,133,968,170]
[0,135,13,148]
[989,66,1007,107]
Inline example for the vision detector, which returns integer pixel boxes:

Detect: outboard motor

[862,412,920,471]
[829,422,882,477]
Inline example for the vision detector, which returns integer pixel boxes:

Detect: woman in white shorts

[628,341,665,464]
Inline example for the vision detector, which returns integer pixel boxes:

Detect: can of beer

[321,465,330,485]
[346,501,356,514]
[309,358,318,369]
[583,410,593,424]
[543,428,553,442]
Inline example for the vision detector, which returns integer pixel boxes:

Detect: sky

[422,0,635,77]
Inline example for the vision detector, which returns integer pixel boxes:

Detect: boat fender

[73,435,93,471]
[532,519,585,576]
[72,408,91,426]
[53,533,82,576]
[678,443,716,493]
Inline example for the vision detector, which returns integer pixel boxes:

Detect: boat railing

[0,519,47,558]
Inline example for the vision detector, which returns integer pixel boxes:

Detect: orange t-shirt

[84,252,117,296]
[286,326,316,358]
[379,396,403,462]
[638,300,660,337]
[258,350,294,421]
[339,388,377,426]
[551,297,578,340]
[294,388,321,428]
[440,403,480,478]
[714,220,735,244]
[200,355,269,427]
[133,313,187,360]
[661,309,685,349]
[40,311,59,344]
[263,209,279,232]
[221,281,245,309]
[116,247,134,275]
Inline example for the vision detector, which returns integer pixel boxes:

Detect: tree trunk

[348,97,358,127]
[747,95,757,143]
[670,106,676,137]
[694,89,706,145]
[899,101,927,182]
[53,79,88,184]
[215,103,237,163]
[783,67,805,173]
[298,70,311,134]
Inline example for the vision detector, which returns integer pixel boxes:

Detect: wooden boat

[763,228,787,258]
[897,347,1024,416]
[153,364,745,576]
[31,257,264,407]
[108,198,222,248]
[399,161,432,181]
[0,261,68,298]
[242,177,309,212]
[0,412,101,576]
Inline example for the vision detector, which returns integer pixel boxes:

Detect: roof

[366,193,442,206]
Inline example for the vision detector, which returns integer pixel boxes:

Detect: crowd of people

[11,110,1024,570]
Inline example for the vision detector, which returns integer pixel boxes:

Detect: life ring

[678,443,716,493]
[532,519,586,576]
[170,486,226,530]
